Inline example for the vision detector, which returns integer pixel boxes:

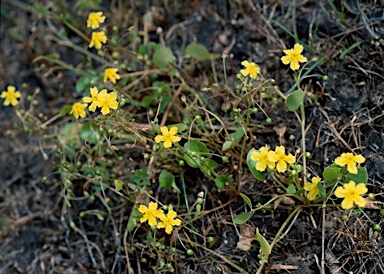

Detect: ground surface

[1,0,384,273]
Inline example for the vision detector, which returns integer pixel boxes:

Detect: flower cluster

[138,202,181,234]
[155,126,181,148]
[70,86,118,119]
[87,12,107,50]
[82,87,118,115]
[1,86,21,107]
[251,145,295,173]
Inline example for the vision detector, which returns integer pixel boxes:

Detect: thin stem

[300,104,307,185]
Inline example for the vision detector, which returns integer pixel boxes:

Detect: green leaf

[185,43,210,61]
[75,0,102,10]
[76,75,91,93]
[114,180,124,192]
[214,175,233,190]
[203,159,218,170]
[172,123,188,133]
[126,206,140,232]
[246,149,266,181]
[32,4,48,15]
[60,105,72,117]
[317,181,325,196]
[323,166,342,182]
[153,47,175,68]
[345,167,368,185]
[234,211,251,225]
[222,127,245,151]
[286,90,305,112]
[286,184,297,194]
[256,227,271,258]
[240,193,252,209]
[183,140,210,168]
[159,170,174,189]
[80,122,99,144]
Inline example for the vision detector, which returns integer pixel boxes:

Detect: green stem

[300,104,307,185]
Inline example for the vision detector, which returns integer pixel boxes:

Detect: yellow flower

[87,12,106,29]
[103,68,121,84]
[155,126,181,148]
[157,209,181,234]
[240,60,260,78]
[96,89,118,115]
[70,102,87,119]
[334,181,368,210]
[335,152,365,174]
[250,145,275,172]
[304,177,321,201]
[268,146,296,173]
[89,31,107,50]
[83,87,101,112]
[281,43,308,71]
[1,86,21,106]
[138,202,164,227]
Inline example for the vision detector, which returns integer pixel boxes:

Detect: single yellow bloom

[304,177,321,201]
[103,68,121,84]
[138,202,164,227]
[334,181,368,210]
[240,60,260,78]
[250,145,275,172]
[89,31,107,50]
[281,43,308,71]
[87,12,106,29]
[268,146,296,173]
[1,86,21,106]
[83,86,101,112]
[96,89,118,115]
[334,152,365,174]
[70,102,87,119]
[155,126,181,148]
[157,209,181,234]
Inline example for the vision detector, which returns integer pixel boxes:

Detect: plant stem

[300,104,307,185]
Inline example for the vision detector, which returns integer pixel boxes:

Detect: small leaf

[345,167,368,185]
[60,105,72,117]
[159,170,174,189]
[185,43,210,61]
[240,193,252,210]
[234,211,251,225]
[153,47,175,68]
[256,228,271,257]
[126,206,141,232]
[222,127,245,151]
[323,166,342,182]
[286,90,305,112]
[114,180,124,192]
[286,184,297,194]
[215,175,233,190]
[32,4,49,15]
[317,181,325,196]
[76,75,92,93]
[246,149,266,181]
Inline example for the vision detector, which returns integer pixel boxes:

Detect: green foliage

[345,167,368,185]
[323,166,342,181]
[234,211,251,225]
[256,227,271,264]
[222,127,244,151]
[246,149,266,181]
[159,170,174,190]
[185,43,210,61]
[183,140,210,168]
[153,47,175,68]
[286,89,305,111]
[214,175,233,190]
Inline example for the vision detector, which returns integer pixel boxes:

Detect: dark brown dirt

[1,0,383,273]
